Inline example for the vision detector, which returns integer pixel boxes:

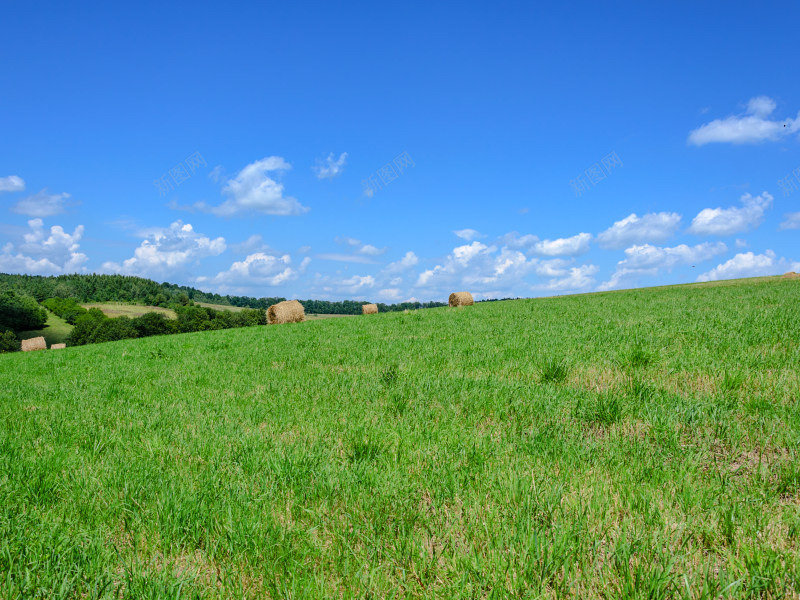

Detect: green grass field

[17,309,72,346]
[2,277,799,598]
[81,302,178,319]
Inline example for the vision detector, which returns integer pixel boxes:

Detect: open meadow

[1,277,799,598]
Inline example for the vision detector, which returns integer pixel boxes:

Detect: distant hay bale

[362,303,378,315]
[51,343,66,349]
[21,336,47,352]
[782,271,800,279]
[449,291,474,307]
[267,300,305,324]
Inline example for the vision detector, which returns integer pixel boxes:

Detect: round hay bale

[267,300,305,324]
[448,291,474,307]
[51,343,66,349]
[782,271,800,279]
[21,336,47,352]
[362,303,378,315]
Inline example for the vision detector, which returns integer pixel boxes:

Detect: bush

[0,329,20,353]
[89,317,138,344]
[42,297,88,324]
[132,312,170,337]
[67,308,109,346]
[0,291,48,331]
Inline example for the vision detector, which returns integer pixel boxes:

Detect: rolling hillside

[1,277,799,597]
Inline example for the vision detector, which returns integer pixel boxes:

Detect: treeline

[0,291,49,353]
[68,305,267,346]
[0,273,447,314]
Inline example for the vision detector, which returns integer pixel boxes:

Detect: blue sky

[1,1,799,302]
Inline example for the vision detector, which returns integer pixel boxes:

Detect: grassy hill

[1,277,799,597]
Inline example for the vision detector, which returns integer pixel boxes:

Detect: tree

[0,291,48,331]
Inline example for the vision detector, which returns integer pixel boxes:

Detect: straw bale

[782,272,800,279]
[362,303,378,315]
[51,343,66,349]
[21,336,47,352]
[267,300,305,324]
[448,291,474,307]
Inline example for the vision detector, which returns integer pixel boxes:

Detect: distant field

[82,302,177,319]
[195,301,247,312]
[17,309,71,346]
[197,301,358,319]
[2,277,800,597]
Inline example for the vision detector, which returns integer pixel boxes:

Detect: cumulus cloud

[197,157,308,216]
[310,273,376,298]
[203,252,305,287]
[598,242,727,291]
[101,220,226,277]
[414,241,595,296]
[383,251,419,275]
[0,218,88,275]
[696,250,794,282]
[11,189,73,217]
[537,264,599,292]
[453,228,485,241]
[688,96,800,146]
[596,212,682,249]
[313,152,347,179]
[0,175,25,193]
[779,212,800,230]
[501,232,591,256]
[688,192,772,236]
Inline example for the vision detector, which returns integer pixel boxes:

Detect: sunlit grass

[1,277,799,597]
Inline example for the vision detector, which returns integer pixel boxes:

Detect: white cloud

[779,212,800,230]
[205,252,298,286]
[696,250,790,282]
[413,241,594,296]
[598,242,727,291]
[198,157,308,216]
[316,253,378,264]
[537,265,599,292]
[453,228,485,241]
[11,189,72,217]
[688,96,800,146]
[102,220,226,277]
[688,192,772,236]
[313,152,347,179]
[358,244,386,256]
[336,236,361,247]
[0,218,88,275]
[0,175,25,193]
[500,232,591,256]
[378,288,403,300]
[383,251,419,275]
[231,234,270,254]
[735,239,749,248]
[530,233,591,257]
[596,212,682,249]
[310,273,376,298]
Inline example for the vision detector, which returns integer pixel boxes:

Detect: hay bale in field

[51,343,66,349]
[362,303,378,315]
[21,336,47,352]
[448,291,474,307]
[267,300,305,324]
[782,271,800,279]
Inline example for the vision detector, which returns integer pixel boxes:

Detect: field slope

[1,278,799,597]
